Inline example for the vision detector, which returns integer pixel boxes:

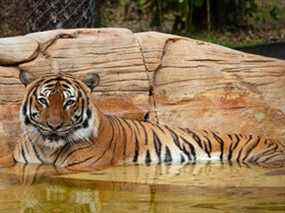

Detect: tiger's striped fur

[14,72,285,169]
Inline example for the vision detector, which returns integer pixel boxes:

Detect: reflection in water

[0,162,284,212]
[0,164,101,212]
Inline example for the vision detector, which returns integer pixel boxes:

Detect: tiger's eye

[64,99,75,108]
[38,97,48,106]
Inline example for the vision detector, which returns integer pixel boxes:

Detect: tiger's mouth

[33,121,92,143]
[39,129,73,142]
[45,133,63,141]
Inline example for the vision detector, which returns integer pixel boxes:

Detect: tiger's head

[19,71,100,148]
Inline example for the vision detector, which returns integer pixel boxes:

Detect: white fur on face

[21,104,99,150]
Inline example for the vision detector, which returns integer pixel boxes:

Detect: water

[0,162,284,212]
[236,42,285,60]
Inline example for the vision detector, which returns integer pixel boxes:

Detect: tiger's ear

[83,73,100,91]
[19,70,35,87]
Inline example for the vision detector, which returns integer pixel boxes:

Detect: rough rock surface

[0,36,39,65]
[0,28,284,157]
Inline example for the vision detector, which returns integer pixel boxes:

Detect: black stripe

[27,91,36,124]
[193,133,203,148]
[164,146,172,163]
[91,116,115,164]
[137,121,148,145]
[54,143,70,165]
[152,130,162,163]
[31,144,44,164]
[78,98,86,123]
[237,148,243,163]
[180,154,185,163]
[67,155,95,167]
[43,77,77,87]
[110,117,121,165]
[232,134,241,150]
[24,117,31,125]
[262,143,279,158]
[49,146,61,158]
[180,136,196,161]
[203,130,209,134]
[204,136,212,158]
[242,136,261,162]
[130,119,140,163]
[82,118,89,128]
[121,118,133,130]
[70,78,87,93]
[41,78,59,85]
[62,145,92,165]
[145,150,151,165]
[27,90,51,131]
[236,135,252,162]
[78,90,82,98]
[61,84,71,89]
[227,134,240,161]
[81,108,92,128]
[21,144,28,164]
[133,136,139,163]
[202,138,211,158]
[22,102,27,115]
[132,120,141,137]
[249,145,277,162]
[164,126,182,149]
[73,97,87,129]
[166,126,196,161]
[108,117,120,164]
[228,134,233,140]
[121,119,136,158]
[152,123,166,134]
[110,137,117,164]
[261,153,283,163]
[86,108,92,119]
[189,130,204,149]
[116,118,128,158]
[265,140,275,149]
[212,132,224,161]
[228,143,234,161]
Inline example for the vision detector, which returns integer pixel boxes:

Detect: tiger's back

[78,116,285,167]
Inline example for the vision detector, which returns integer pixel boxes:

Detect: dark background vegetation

[0,0,284,56]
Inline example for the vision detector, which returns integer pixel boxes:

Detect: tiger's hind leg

[245,138,285,168]
[256,141,285,168]
[258,153,285,168]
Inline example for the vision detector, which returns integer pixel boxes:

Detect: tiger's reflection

[0,163,101,212]
[0,161,282,187]
[0,162,284,213]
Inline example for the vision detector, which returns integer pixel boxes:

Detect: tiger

[13,71,285,170]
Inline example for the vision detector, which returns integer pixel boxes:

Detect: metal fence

[26,0,97,32]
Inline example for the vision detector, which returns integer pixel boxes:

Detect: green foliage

[121,0,284,33]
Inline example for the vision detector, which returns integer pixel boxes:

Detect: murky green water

[0,162,284,212]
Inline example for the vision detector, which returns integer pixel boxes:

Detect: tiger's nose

[47,121,63,130]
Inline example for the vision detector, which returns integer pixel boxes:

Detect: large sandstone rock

[0,28,284,157]
[138,32,285,138]
[0,36,39,65]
